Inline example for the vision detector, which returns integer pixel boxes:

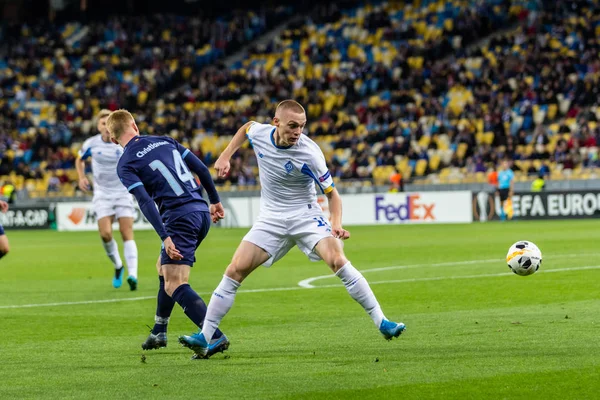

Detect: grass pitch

[1,220,599,399]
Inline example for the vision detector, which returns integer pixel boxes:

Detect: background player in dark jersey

[107,109,229,358]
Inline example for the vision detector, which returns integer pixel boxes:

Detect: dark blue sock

[171,283,222,338]
[152,276,175,335]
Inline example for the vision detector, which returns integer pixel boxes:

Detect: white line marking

[364,265,600,286]
[297,253,599,288]
[298,259,500,288]
[1,258,599,310]
[296,265,600,289]
[0,296,156,309]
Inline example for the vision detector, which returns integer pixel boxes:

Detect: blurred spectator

[531,172,545,192]
[389,169,404,192]
[1,181,16,203]
[47,173,60,193]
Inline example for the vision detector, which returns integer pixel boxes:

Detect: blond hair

[275,99,305,115]
[96,109,112,121]
[106,109,135,140]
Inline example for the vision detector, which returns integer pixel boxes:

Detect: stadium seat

[456,143,468,159]
[428,154,441,171]
[415,159,428,176]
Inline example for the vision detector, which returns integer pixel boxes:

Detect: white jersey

[79,134,130,199]
[246,122,335,217]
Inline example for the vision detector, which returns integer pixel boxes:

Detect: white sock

[123,240,138,278]
[336,262,386,328]
[202,275,241,342]
[102,239,123,269]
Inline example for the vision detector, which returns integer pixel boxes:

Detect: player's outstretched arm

[326,188,350,240]
[215,121,254,178]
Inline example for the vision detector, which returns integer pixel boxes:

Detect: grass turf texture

[0,220,599,399]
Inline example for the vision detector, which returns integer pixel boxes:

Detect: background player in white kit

[180,100,405,357]
[76,109,139,290]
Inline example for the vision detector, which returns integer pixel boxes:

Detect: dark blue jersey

[117,136,210,226]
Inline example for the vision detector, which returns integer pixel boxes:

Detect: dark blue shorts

[160,211,211,267]
[0,224,4,235]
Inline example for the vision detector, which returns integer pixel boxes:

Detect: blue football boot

[379,319,406,340]
[113,267,124,288]
[127,276,138,291]
[179,332,230,359]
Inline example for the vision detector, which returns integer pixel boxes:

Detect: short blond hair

[96,109,112,121]
[106,109,135,140]
[275,99,305,115]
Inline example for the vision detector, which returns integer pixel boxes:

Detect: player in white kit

[180,100,405,357]
[76,109,139,290]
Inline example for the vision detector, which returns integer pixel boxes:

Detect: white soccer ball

[506,240,542,276]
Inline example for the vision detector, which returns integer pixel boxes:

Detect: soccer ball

[506,241,542,276]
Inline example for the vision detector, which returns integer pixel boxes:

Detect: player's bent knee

[120,229,133,241]
[316,238,348,272]
[225,257,258,283]
[225,262,246,282]
[322,249,348,272]
[119,220,134,240]
[99,232,113,243]
[162,264,191,296]
[330,253,349,272]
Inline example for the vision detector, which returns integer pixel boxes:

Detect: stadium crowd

[1,0,600,197]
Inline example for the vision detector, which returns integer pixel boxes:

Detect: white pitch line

[297,258,500,288]
[1,264,599,310]
[0,296,156,309]
[296,265,600,289]
[364,265,600,286]
[298,253,599,288]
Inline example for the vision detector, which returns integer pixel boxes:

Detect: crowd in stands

[0,6,290,196]
[148,0,518,186]
[2,0,600,198]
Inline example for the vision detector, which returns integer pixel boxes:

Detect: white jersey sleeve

[246,121,260,141]
[78,137,94,160]
[304,141,335,194]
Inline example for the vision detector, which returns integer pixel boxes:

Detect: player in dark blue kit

[107,109,229,358]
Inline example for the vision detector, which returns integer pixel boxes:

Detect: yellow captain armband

[324,185,334,194]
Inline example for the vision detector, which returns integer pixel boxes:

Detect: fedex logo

[375,195,435,222]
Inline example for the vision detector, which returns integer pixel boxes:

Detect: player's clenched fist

[332,225,350,240]
[210,202,225,223]
[78,177,90,192]
[214,157,230,178]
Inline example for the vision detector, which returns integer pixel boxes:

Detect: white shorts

[93,195,135,220]
[243,206,334,267]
